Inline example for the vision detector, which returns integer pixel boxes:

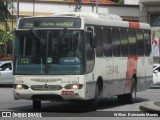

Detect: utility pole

[12,0,13,30]
[90,0,95,12]
[33,0,35,16]
[96,0,98,13]
[74,0,81,12]
[16,0,19,21]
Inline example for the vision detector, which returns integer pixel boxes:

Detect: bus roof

[17,12,150,30]
[53,12,150,30]
[53,12,123,21]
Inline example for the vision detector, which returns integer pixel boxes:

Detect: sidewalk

[139,100,160,112]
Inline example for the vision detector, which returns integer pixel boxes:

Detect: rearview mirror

[85,31,96,48]
[90,34,96,48]
[86,27,96,48]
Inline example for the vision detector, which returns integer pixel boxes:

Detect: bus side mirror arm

[86,26,96,48]
[91,34,96,48]
[86,31,96,48]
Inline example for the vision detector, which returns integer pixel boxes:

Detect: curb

[139,101,160,112]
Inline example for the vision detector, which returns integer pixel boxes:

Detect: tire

[126,78,137,104]
[118,78,137,104]
[33,100,41,110]
[89,84,99,111]
[117,94,125,104]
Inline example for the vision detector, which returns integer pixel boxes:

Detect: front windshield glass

[14,30,84,75]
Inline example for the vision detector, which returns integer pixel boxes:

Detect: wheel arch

[96,76,103,94]
[132,73,137,86]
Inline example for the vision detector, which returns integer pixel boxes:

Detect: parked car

[0,61,13,85]
[152,64,160,88]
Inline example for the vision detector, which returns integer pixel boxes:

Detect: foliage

[0,29,14,57]
[0,0,13,30]
[118,0,124,5]
[112,0,119,3]
[111,0,124,4]
[0,0,14,58]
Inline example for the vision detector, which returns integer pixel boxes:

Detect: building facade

[124,0,139,5]
[139,0,160,63]
[12,0,139,21]
[1,0,139,30]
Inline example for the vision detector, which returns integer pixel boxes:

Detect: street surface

[0,87,159,120]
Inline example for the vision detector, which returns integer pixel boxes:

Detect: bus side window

[144,31,151,56]
[95,27,103,57]
[128,29,137,56]
[120,28,128,56]
[112,28,121,57]
[103,27,112,57]
[85,32,95,73]
[136,30,144,56]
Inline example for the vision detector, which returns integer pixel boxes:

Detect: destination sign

[18,17,81,29]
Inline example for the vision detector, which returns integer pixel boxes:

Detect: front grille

[31,85,62,91]
[31,78,61,83]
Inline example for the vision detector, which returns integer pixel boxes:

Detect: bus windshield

[14,30,84,75]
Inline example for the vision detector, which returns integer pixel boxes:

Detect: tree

[112,0,119,3]
[0,29,14,59]
[118,0,124,5]
[112,0,124,5]
[0,0,14,59]
[0,0,13,30]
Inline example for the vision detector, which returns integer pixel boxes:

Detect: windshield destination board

[18,17,81,29]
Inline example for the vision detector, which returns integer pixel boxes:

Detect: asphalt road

[0,87,159,120]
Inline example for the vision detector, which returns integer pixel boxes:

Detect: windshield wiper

[30,29,41,42]
[60,28,67,39]
[45,31,52,73]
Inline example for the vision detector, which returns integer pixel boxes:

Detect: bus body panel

[13,12,153,104]
[14,75,88,100]
[92,56,152,97]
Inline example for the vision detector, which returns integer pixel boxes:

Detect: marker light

[17,84,23,89]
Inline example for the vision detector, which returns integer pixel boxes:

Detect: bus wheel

[118,78,137,104]
[33,100,41,110]
[126,77,137,104]
[117,94,125,104]
[89,84,99,111]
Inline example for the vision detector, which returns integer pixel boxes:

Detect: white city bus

[13,12,153,110]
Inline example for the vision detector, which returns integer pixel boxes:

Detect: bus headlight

[65,84,83,90]
[17,84,23,90]
[14,84,29,90]
[72,85,78,89]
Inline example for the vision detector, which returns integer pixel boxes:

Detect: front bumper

[13,88,85,101]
